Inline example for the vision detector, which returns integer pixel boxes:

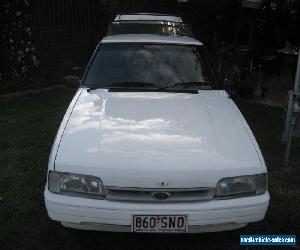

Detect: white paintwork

[45,189,269,232]
[102,34,203,45]
[114,14,183,23]
[45,32,269,232]
[51,89,266,189]
[48,89,83,170]
[45,88,269,232]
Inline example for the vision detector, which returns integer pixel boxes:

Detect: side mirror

[64,76,80,88]
[223,78,233,87]
[223,78,238,98]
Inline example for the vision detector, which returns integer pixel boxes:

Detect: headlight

[215,174,267,199]
[48,171,104,199]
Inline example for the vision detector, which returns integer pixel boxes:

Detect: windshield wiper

[156,81,211,91]
[86,82,157,91]
[107,82,156,88]
[86,86,102,91]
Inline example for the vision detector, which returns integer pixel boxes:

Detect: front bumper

[44,189,269,233]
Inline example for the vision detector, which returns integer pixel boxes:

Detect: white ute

[45,14,269,233]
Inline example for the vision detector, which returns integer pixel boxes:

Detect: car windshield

[83,43,220,90]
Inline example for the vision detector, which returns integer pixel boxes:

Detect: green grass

[0,88,299,250]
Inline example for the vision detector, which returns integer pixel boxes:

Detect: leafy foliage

[1,0,39,85]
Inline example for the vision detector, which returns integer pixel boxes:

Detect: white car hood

[54,89,265,188]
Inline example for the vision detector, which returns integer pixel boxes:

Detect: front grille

[104,186,214,202]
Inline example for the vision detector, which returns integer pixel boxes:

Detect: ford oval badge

[152,192,170,200]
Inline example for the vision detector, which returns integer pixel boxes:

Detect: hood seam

[53,88,84,171]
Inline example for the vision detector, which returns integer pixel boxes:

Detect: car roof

[101,34,203,46]
[114,13,183,23]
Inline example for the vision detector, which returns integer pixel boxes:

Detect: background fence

[1,0,300,92]
[15,0,182,65]
[1,0,240,68]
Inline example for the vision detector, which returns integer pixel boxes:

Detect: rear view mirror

[64,76,80,88]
